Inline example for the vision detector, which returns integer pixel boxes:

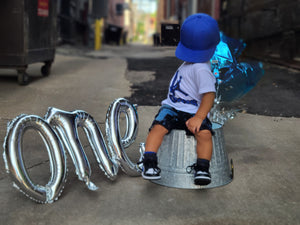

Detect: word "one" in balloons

[3,98,143,203]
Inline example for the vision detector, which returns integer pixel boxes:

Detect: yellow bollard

[94,18,103,50]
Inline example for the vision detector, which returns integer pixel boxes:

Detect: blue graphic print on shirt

[169,71,198,106]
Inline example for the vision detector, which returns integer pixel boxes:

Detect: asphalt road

[0,44,299,225]
[125,55,300,117]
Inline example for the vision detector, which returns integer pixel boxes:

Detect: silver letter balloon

[3,98,143,203]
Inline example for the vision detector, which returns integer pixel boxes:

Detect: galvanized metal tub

[151,123,233,189]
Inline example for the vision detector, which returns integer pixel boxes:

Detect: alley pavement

[0,44,299,225]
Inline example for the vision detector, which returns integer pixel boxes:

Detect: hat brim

[175,42,216,63]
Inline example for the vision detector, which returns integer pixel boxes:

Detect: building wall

[57,0,91,45]
[156,0,217,45]
[219,0,300,60]
[106,0,125,27]
[157,0,218,26]
[156,0,299,60]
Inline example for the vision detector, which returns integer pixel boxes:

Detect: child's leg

[145,124,169,153]
[194,130,213,160]
[142,124,168,180]
[193,129,213,185]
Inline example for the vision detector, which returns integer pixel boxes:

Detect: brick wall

[219,0,300,60]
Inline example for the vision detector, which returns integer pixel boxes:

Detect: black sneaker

[187,163,211,185]
[142,154,161,180]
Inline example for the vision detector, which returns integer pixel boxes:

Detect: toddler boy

[142,13,220,185]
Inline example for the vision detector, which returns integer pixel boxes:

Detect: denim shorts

[150,105,214,136]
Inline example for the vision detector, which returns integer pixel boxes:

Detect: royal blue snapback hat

[175,13,220,63]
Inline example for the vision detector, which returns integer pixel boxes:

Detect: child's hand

[185,116,203,134]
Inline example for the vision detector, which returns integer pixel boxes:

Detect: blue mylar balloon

[211,32,264,102]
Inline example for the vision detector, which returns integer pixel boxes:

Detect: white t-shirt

[162,61,216,114]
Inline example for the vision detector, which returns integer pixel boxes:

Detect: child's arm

[185,92,215,134]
